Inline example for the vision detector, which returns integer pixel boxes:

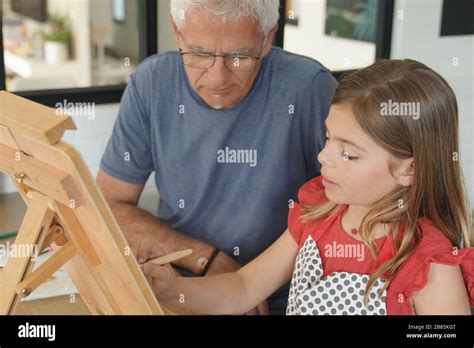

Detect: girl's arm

[143,229,299,314]
[412,263,471,314]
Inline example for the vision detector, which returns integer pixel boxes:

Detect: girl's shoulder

[414,217,456,254]
[295,175,326,206]
[287,176,329,246]
[386,217,474,314]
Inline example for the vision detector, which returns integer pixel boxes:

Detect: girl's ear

[395,158,415,187]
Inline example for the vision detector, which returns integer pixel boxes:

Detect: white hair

[170,0,280,36]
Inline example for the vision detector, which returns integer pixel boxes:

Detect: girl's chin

[324,189,348,205]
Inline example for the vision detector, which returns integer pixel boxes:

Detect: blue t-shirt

[100,47,337,314]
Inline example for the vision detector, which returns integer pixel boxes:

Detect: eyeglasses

[177,31,265,72]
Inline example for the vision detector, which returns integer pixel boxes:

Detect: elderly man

[97,0,337,315]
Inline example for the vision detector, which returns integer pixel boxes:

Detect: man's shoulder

[268,47,334,83]
[140,50,181,67]
[132,51,182,82]
[124,51,183,104]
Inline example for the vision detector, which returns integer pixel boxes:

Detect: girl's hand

[206,251,269,315]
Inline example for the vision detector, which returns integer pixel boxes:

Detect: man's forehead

[180,11,263,53]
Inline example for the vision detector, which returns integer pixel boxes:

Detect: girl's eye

[325,134,358,161]
[341,151,358,161]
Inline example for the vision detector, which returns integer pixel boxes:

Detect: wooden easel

[0,91,178,315]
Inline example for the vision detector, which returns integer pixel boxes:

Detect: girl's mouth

[322,177,337,188]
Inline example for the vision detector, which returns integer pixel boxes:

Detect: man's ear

[262,24,278,56]
[170,15,179,49]
[395,158,415,187]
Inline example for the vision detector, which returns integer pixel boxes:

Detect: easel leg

[0,192,54,314]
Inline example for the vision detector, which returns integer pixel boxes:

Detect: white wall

[390,0,474,208]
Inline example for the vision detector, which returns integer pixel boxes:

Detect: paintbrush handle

[142,249,193,266]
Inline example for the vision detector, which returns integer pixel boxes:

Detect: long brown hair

[301,59,472,305]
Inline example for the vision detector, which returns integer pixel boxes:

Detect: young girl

[142,59,474,315]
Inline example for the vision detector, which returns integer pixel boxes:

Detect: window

[0,0,394,107]
[1,0,157,106]
[281,0,394,76]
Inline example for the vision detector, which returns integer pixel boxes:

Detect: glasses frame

[177,30,266,72]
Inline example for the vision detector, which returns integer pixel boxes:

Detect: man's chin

[204,97,238,110]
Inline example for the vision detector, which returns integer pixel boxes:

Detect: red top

[288,175,474,315]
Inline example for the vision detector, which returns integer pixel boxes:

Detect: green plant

[47,14,66,28]
[42,29,70,43]
[42,13,71,43]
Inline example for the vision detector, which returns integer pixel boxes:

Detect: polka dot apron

[286,235,387,315]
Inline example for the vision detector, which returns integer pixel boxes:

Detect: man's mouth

[209,87,231,96]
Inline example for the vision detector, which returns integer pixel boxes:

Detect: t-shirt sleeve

[288,176,327,246]
[302,70,338,179]
[387,227,474,314]
[99,73,154,185]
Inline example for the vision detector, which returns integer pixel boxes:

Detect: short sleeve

[302,71,338,179]
[288,176,327,246]
[387,224,474,314]
[99,73,154,184]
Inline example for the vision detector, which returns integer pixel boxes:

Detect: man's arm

[143,229,298,315]
[96,169,216,275]
[96,169,269,314]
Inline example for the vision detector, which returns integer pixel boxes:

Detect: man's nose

[206,57,232,86]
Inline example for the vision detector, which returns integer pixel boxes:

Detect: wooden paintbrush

[139,249,193,267]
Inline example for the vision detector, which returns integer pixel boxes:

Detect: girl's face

[317,104,412,206]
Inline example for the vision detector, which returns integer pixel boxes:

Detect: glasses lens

[183,53,257,71]
[183,54,214,69]
[225,56,256,72]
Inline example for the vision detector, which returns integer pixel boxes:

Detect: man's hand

[126,231,162,266]
[205,251,269,315]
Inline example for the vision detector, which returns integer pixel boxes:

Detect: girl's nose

[317,146,335,168]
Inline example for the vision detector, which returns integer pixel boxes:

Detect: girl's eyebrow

[324,121,368,153]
